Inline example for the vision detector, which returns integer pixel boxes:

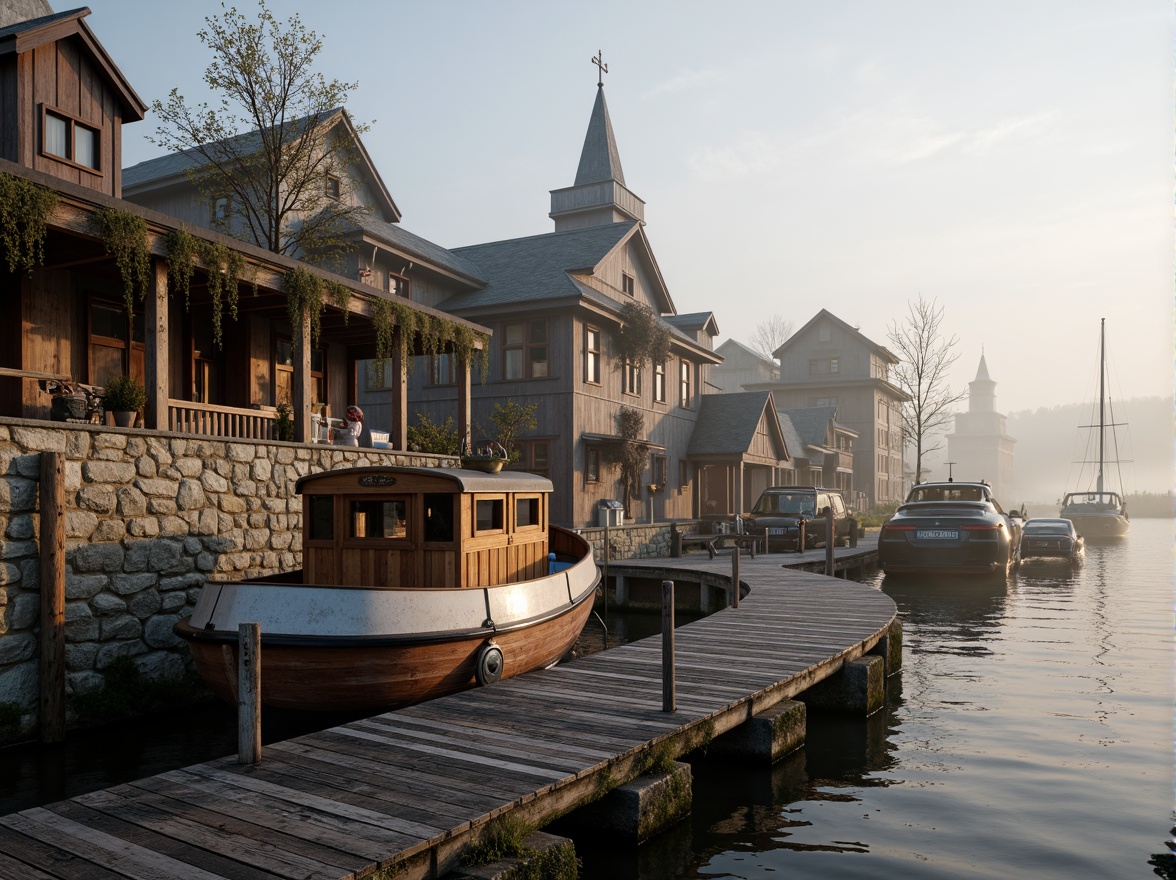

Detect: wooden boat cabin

[297,466,556,589]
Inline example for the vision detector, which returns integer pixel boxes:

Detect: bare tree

[150,1,369,262]
[887,295,967,483]
[751,313,793,361]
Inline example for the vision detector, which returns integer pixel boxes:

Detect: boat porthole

[476,642,504,686]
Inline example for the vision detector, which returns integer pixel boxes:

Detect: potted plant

[275,402,295,442]
[101,374,147,428]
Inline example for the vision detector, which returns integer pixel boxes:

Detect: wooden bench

[674,532,760,559]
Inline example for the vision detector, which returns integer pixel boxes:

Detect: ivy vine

[165,230,245,348]
[617,300,672,370]
[165,229,198,310]
[92,207,151,318]
[0,172,57,275]
[283,266,326,346]
[325,280,351,325]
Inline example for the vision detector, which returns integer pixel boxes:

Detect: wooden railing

[167,399,278,441]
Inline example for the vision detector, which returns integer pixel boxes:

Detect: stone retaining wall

[0,419,456,737]
[577,521,707,561]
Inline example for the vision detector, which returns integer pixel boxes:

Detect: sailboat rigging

[1059,318,1130,538]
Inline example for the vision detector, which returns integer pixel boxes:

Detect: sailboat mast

[1097,317,1105,497]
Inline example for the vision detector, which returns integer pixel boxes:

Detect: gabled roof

[774,308,898,363]
[717,338,774,366]
[775,412,804,460]
[0,6,146,120]
[123,108,399,222]
[666,312,719,338]
[350,214,485,286]
[574,85,625,186]
[688,391,789,460]
[781,405,839,448]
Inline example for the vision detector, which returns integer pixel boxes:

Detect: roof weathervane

[592,50,608,87]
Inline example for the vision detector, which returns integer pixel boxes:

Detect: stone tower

[946,353,1017,503]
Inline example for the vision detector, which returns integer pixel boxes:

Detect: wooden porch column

[143,258,169,430]
[390,327,408,451]
[457,351,471,454]
[292,310,312,443]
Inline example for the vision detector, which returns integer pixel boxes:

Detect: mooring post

[238,622,261,764]
[603,522,610,629]
[730,543,740,608]
[797,519,806,553]
[39,451,65,744]
[662,580,675,712]
[825,507,835,576]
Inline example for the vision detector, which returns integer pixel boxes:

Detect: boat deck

[0,548,895,880]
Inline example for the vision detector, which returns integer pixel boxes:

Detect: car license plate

[767,528,787,536]
[916,529,958,540]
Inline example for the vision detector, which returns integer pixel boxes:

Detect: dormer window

[622,273,635,296]
[41,107,100,172]
[388,274,410,298]
[325,175,341,200]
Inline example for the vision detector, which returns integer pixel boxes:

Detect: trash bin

[597,499,624,527]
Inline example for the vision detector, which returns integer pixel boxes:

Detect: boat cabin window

[307,496,334,541]
[424,493,454,543]
[475,496,505,533]
[516,495,541,529]
[350,499,408,539]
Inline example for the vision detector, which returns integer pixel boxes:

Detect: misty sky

[93,0,1172,414]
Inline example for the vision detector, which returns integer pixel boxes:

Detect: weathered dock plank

[3,546,894,880]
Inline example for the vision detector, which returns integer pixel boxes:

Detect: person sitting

[335,405,372,447]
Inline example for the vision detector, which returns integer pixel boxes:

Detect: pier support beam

[707,699,806,765]
[557,761,692,844]
[800,655,885,716]
[869,618,903,676]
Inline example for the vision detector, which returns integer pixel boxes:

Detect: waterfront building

[746,310,908,508]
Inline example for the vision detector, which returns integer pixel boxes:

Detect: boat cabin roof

[295,466,553,496]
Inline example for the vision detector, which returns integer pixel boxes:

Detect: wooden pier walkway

[0,548,895,880]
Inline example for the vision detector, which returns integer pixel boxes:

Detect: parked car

[1019,517,1085,567]
[744,486,853,550]
[877,481,1023,578]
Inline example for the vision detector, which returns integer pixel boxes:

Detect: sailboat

[1059,318,1130,539]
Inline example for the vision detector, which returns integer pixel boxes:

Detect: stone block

[93,519,127,543]
[126,518,160,538]
[66,574,109,600]
[1,539,36,559]
[160,591,188,612]
[560,761,692,844]
[0,632,35,664]
[66,511,99,539]
[110,573,157,596]
[10,426,66,452]
[116,486,147,517]
[5,513,34,540]
[869,618,903,676]
[91,593,128,614]
[0,563,19,586]
[800,656,885,716]
[134,650,185,682]
[96,641,146,668]
[136,457,157,478]
[0,477,36,512]
[176,479,205,510]
[447,832,577,880]
[67,670,105,695]
[134,478,178,497]
[72,543,124,573]
[144,615,184,649]
[9,592,39,629]
[147,498,178,515]
[0,661,37,708]
[129,590,162,619]
[82,460,136,484]
[708,699,807,764]
[100,614,143,640]
[65,643,99,671]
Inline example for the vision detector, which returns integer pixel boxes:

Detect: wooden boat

[174,465,600,712]
[1059,319,1130,539]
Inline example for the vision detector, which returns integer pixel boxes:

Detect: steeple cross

[592,50,608,87]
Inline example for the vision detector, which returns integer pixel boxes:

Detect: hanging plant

[201,241,244,348]
[452,324,490,384]
[370,296,394,371]
[92,207,151,318]
[283,266,325,346]
[325,280,351,325]
[166,229,198,310]
[0,172,57,275]
[617,301,671,370]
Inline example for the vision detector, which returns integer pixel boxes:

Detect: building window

[586,447,601,483]
[275,338,325,406]
[475,497,505,533]
[819,323,831,343]
[350,498,408,539]
[651,454,667,490]
[41,107,100,172]
[88,299,144,386]
[503,321,548,380]
[830,357,839,374]
[813,396,839,407]
[192,311,223,405]
[623,359,641,395]
[585,326,601,384]
[212,197,232,227]
[325,175,341,200]
[678,459,689,491]
[622,273,635,296]
[388,274,410,298]
[430,353,456,386]
[809,357,840,376]
[514,440,550,478]
[653,361,666,403]
[679,360,692,409]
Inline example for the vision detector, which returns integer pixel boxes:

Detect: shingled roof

[689,391,789,460]
[351,213,485,285]
[441,221,638,310]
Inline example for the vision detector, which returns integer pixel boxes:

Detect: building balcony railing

[167,399,278,441]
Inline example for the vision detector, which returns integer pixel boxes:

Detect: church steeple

[550,53,645,231]
[969,352,996,413]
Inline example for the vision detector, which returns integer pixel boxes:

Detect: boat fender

[475,640,504,686]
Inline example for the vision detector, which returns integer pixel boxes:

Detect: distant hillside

[1006,396,1172,505]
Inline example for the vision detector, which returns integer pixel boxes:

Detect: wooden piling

[661,580,675,712]
[731,544,740,608]
[238,622,261,764]
[38,451,65,744]
[825,507,835,575]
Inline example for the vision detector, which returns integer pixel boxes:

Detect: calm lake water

[2,520,1171,879]
[575,516,1173,879]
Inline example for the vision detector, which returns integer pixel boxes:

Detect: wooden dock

[0,551,895,880]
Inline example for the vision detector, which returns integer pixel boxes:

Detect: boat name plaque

[358,475,398,487]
